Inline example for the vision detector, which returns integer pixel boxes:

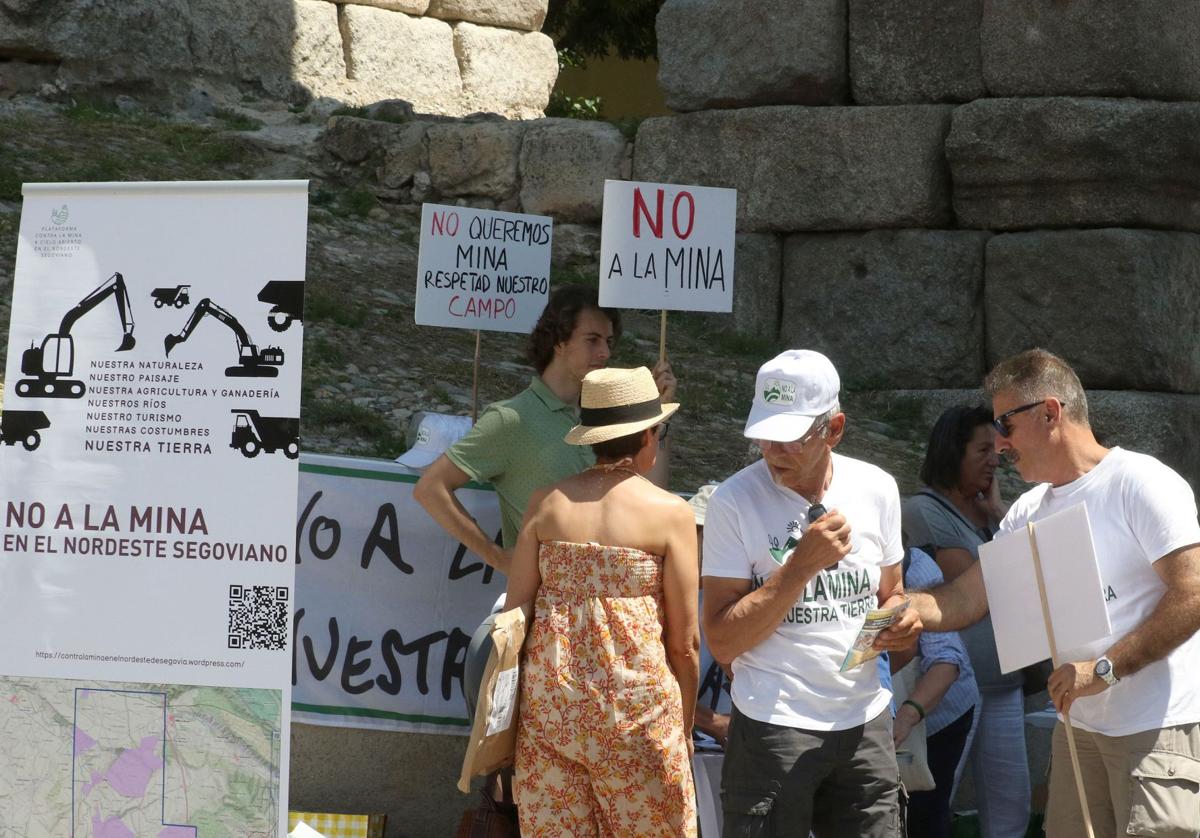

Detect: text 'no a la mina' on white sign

[415,203,552,334]
[599,179,736,312]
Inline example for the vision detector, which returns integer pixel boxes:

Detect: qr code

[227,585,289,650]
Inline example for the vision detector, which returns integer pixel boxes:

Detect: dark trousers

[721,705,901,837]
[905,706,975,838]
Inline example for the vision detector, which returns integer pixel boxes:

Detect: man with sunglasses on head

[701,349,921,837]
[891,348,1200,837]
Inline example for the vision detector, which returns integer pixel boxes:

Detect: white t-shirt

[999,448,1200,736]
[703,454,903,731]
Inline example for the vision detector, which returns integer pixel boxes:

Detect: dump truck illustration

[230,409,300,459]
[150,285,191,308]
[1,410,51,451]
[257,280,304,333]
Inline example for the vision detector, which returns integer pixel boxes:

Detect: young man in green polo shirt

[415,285,675,575]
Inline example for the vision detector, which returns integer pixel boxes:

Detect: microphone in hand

[807,502,839,571]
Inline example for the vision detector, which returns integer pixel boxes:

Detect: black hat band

[579,397,662,427]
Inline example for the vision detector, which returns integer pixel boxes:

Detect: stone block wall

[0,0,557,118]
[642,0,1200,487]
[317,0,1200,487]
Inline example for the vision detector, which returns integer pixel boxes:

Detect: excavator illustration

[257,280,304,332]
[16,272,136,399]
[164,297,285,377]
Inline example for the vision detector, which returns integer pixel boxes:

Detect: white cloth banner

[292,454,504,734]
[0,180,307,837]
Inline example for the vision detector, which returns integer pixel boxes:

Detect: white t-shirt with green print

[703,454,903,731]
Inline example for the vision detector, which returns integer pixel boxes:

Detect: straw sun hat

[564,367,679,445]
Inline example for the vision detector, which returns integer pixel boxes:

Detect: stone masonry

[318,0,1200,490]
[0,0,557,118]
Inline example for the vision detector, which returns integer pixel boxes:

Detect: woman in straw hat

[506,366,699,837]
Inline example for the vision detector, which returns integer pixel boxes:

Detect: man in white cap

[701,349,920,837]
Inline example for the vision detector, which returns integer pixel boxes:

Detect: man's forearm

[910,563,988,633]
[1108,585,1200,679]
[707,573,809,663]
[415,484,508,574]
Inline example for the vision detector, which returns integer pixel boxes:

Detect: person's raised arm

[415,454,509,574]
[661,499,700,740]
[646,358,677,489]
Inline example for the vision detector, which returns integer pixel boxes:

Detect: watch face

[1096,659,1111,677]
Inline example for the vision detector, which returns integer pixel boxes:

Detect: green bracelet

[902,699,926,721]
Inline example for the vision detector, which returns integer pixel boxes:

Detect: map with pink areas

[74,727,97,755]
[1,676,280,837]
[91,808,134,838]
[73,689,196,837]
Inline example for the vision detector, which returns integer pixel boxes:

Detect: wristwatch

[1094,655,1119,687]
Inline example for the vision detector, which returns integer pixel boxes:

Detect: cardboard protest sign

[415,203,552,333]
[979,503,1111,673]
[599,179,736,312]
[0,180,307,837]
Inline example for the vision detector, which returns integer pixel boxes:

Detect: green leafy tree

[544,0,664,60]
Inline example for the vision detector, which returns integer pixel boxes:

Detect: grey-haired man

[702,349,920,837]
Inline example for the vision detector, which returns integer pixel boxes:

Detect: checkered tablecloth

[288,811,385,838]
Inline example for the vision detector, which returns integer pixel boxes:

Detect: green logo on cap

[762,378,796,405]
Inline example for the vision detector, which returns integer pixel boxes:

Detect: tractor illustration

[1,410,51,451]
[150,285,191,308]
[230,410,300,459]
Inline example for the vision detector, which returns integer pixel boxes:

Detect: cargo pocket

[721,788,775,838]
[1126,750,1200,837]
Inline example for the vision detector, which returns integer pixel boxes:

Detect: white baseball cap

[688,482,720,526]
[743,350,841,442]
[396,412,473,468]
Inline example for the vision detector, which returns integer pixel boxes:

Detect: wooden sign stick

[1027,521,1096,838]
[659,310,667,366]
[471,329,482,423]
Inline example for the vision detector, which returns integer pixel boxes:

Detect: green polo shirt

[446,376,594,548]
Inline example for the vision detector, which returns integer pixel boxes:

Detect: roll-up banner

[0,180,308,837]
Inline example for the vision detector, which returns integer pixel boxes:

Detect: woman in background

[507,367,698,837]
[893,547,979,838]
[903,405,1028,838]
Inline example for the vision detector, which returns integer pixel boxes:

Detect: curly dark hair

[919,405,995,491]
[527,285,622,373]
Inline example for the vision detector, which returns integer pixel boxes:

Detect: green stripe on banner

[299,462,492,492]
[292,702,471,727]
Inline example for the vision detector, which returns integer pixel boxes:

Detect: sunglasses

[992,400,1063,437]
